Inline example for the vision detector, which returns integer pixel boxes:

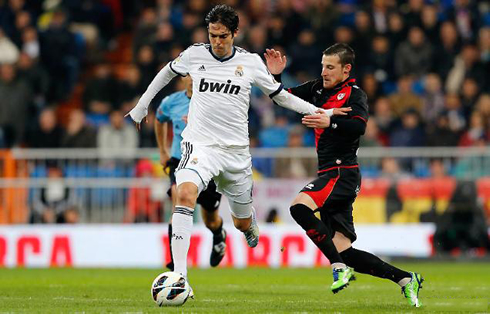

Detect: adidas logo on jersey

[199,78,241,95]
[198,65,206,71]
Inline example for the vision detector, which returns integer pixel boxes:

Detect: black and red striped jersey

[287,77,369,173]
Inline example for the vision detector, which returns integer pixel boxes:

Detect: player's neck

[210,46,235,60]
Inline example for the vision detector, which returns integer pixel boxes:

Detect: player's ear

[344,63,352,74]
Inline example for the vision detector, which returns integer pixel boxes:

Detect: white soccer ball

[151,271,191,306]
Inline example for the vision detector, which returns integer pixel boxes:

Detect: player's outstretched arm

[125,63,178,127]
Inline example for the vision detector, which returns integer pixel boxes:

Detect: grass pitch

[0,262,489,313]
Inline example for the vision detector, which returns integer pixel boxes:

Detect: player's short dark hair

[323,43,355,67]
[205,4,239,35]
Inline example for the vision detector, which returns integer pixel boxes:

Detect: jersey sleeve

[347,87,369,123]
[252,54,283,98]
[155,97,171,123]
[169,46,192,76]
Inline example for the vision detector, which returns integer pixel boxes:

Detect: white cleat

[243,210,259,248]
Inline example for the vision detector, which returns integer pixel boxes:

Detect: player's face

[321,55,351,89]
[208,22,236,58]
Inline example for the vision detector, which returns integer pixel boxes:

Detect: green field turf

[0,262,489,313]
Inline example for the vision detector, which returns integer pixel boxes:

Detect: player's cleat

[331,267,356,294]
[243,210,259,248]
[402,272,424,307]
[210,229,227,267]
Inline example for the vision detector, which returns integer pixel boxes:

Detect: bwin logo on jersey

[199,78,241,95]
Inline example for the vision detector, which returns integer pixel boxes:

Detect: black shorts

[167,157,222,212]
[300,166,361,242]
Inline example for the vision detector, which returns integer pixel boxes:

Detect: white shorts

[175,142,253,219]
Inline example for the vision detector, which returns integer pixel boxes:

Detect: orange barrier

[0,150,28,224]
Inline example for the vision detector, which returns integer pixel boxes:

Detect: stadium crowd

[0,0,490,152]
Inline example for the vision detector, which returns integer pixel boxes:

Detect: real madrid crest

[337,93,345,100]
[235,65,244,77]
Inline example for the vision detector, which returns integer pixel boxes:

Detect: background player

[265,44,424,307]
[154,75,227,270]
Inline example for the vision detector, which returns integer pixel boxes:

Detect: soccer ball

[151,271,191,306]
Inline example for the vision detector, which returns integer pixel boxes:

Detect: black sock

[290,204,343,264]
[340,247,411,283]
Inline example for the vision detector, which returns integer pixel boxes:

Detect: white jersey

[170,44,282,149]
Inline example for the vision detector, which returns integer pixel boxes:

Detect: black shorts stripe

[177,142,193,170]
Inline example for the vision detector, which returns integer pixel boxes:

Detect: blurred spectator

[0,27,19,64]
[31,164,77,224]
[83,63,117,115]
[116,65,144,109]
[259,115,289,148]
[389,76,423,117]
[97,110,139,156]
[389,109,425,147]
[361,73,383,108]
[372,97,394,141]
[136,45,158,91]
[265,208,280,224]
[367,35,394,83]
[387,12,406,50]
[420,4,440,43]
[458,112,486,147]
[132,8,157,57]
[307,0,338,45]
[61,109,97,148]
[446,43,486,94]
[0,63,32,146]
[39,9,80,101]
[460,77,480,119]
[400,0,423,29]
[444,93,466,133]
[17,52,49,109]
[274,124,315,179]
[153,22,174,62]
[380,157,411,181]
[426,115,461,147]
[353,10,374,71]
[433,181,490,255]
[289,29,319,79]
[24,107,63,148]
[125,159,161,223]
[360,120,384,147]
[432,21,460,82]
[138,111,158,148]
[421,73,445,125]
[395,26,432,78]
[246,24,267,54]
[446,0,481,41]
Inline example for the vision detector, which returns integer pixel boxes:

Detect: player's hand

[124,105,148,130]
[332,107,352,116]
[264,48,287,75]
[302,112,331,129]
[160,151,170,174]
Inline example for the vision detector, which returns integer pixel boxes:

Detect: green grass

[0,262,489,313]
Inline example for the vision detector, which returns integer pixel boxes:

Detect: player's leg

[197,181,226,267]
[290,191,354,293]
[333,231,423,307]
[215,155,259,248]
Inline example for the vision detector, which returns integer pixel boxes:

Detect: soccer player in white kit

[126,4,345,292]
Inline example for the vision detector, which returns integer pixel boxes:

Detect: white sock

[171,206,194,277]
[331,262,347,270]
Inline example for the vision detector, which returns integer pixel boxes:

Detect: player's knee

[176,184,198,207]
[290,203,312,222]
